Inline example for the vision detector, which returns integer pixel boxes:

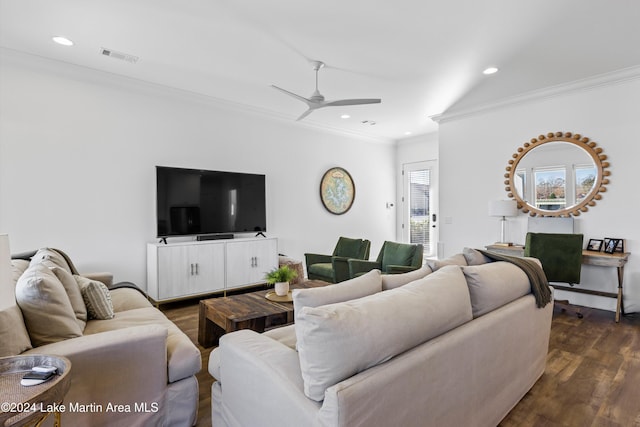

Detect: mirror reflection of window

[534,166,566,211]
[574,164,597,204]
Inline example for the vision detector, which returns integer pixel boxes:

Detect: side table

[0,355,71,427]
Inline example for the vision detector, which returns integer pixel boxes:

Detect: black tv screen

[156,166,266,237]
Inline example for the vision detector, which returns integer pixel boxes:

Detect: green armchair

[305,237,371,283]
[348,241,423,278]
[524,232,584,318]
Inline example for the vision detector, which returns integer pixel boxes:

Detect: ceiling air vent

[100,47,139,64]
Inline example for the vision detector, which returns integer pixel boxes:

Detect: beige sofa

[209,249,554,427]
[0,236,201,427]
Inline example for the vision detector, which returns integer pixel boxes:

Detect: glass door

[402,160,437,258]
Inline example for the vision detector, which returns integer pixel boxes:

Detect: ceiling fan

[271,60,381,121]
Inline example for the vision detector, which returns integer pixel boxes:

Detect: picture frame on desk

[587,238,604,251]
[603,238,622,254]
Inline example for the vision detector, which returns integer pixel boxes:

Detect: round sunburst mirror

[505,131,610,217]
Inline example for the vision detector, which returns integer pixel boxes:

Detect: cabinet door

[157,245,191,300]
[226,239,278,289]
[188,243,225,295]
[156,243,225,299]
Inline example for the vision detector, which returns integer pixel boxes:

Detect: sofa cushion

[75,276,115,320]
[427,253,468,271]
[11,259,30,284]
[83,307,201,383]
[462,261,531,318]
[51,266,88,330]
[0,306,33,356]
[381,265,433,291]
[110,288,153,312]
[307,262,333,279]
[15,263,83,346]
[462,247,491,266]
[262,324,297,350]
[30,248,73,274]
[296,265,472,401]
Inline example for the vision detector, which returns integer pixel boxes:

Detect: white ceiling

[1,0,639,141]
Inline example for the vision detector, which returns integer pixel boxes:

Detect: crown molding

[431,65,640,124]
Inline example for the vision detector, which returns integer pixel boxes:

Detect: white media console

[146,236,278,303]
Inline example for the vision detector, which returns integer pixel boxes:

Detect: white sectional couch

[0,236,201,427]
[209,249,554,427]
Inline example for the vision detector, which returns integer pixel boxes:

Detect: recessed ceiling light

[341,114,350,119]
[483,66,499,75]
[52,36,74,46]
[404,131,412,135]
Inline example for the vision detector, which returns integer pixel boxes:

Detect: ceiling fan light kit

[272,60,381,121]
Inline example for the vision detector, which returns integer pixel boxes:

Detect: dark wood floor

[162,302,640,427]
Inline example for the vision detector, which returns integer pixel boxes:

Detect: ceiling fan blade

[296,108,315,121]
[324,98,381,107]
[271,85,312,105]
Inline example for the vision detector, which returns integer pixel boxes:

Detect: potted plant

[265,265,298,296]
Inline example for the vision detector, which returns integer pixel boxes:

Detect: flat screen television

[156,166,266,238]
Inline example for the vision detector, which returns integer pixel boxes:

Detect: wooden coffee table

[198,280,329,347]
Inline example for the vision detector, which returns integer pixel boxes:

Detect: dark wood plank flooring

[162,302,640,427]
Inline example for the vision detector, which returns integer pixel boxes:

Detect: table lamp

[488,200,518,245]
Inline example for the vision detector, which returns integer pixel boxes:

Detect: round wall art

[319,167,355,215]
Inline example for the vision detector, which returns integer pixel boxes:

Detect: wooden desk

[485,244,630,322]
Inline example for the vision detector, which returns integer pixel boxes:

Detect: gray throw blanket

[479,249,552,308]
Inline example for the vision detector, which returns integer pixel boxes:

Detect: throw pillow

[381,264,433,291]
[462,261,531,318]
[15,263,83,346]
[296,265,472,401]
[293,269,382,317]
[462,247,491,266]
[51,266,88,330]
[75,276,114,320]
[0,306,33,356]
[29,248,73,274]
[293,269,382,350]
[426,253,467,271]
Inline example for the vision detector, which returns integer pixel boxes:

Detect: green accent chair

[524,232,584,317]
[305,237,371,283]
[348,241,423,279]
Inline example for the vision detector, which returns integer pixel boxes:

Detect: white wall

[0,49,396,289]
[438,77,640,313]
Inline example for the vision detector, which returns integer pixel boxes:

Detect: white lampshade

[488,200,518,217]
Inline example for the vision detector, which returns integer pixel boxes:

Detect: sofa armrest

[331,256,351,282]
[304,253,332,267]
[212,330,320,426]
[348,259,380,278]
[24,325,168,407]
[81,272,113,287]
[386,264,419,274]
